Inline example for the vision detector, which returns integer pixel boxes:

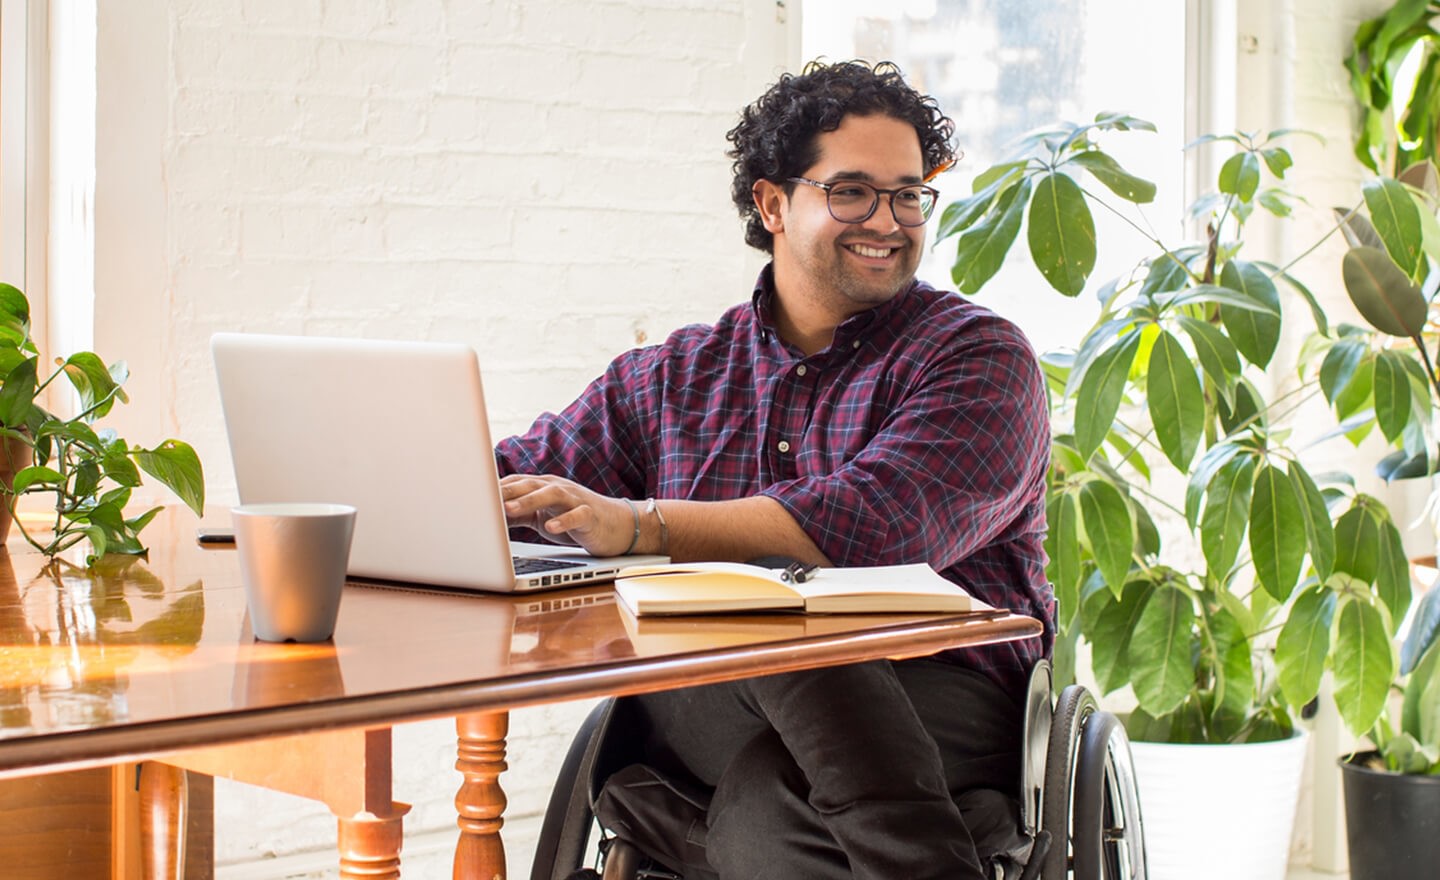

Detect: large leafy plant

[936,118,1412,744]
[0,282,205,561]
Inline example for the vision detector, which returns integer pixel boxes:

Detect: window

[803,0,1188,353]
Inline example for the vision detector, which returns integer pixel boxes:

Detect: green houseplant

[0,282,204,562]
[935,115,1420,879]
[937,117,1409,744]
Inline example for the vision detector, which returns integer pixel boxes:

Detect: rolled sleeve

[495,348,656,498]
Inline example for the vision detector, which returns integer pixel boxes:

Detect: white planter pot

[1129,730,1309,880]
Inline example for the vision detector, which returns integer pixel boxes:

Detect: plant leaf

[1334,598,1396,737]
[1186,441,1244,528]
[0,357,38,428]
[1276,584,1337,708]
[936,167,1024,241]
[1157,283,1282,315]
[1287,462,1335,583]
[1177,315,1241,407]
[1138,252,1193,299]
[952,177,1032,294]
[1027,172,1096,296]
[1219,151,1261,201]
[12,464,63,494]
[1147,329,1204,471]
[1319,338,1370,404]
[1375,514,1412,627]
[1401,585,1440,675]
[62,352,126,420]
[1130,585,1196,717]
[1074,332,1141,461]
[1250,464,1307,602]
[1079,478,1134,596]
[1334,504,1381,583]
[131,440,206,516]
[1342,246,1427,336]
[1260,262,1330,335]
[1400,639,1440,748]
[1334,206,1386,250]
[1373,349,1414,441]
[1089,578,1150,694]
[1208,604,1254,721]
[1045,490,1083,617]
[1068,150,1157,203]
[1200,454,1257,583]
[1362,176,1424,276]
[1219,260,1282,368]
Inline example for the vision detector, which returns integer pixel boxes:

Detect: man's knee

[707,731,845,878]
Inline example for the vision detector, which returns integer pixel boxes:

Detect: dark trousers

[628,658,1023,880]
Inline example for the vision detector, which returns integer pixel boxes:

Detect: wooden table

[0,512,1043,879]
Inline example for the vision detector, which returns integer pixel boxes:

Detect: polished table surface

[0,510,1043,876]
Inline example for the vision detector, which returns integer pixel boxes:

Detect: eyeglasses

[787,177,940,227]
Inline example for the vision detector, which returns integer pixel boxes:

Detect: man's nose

[861,194,903,233]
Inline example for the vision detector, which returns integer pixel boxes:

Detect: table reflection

[0,551,204,734]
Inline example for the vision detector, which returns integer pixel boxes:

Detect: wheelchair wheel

[1070,711,1146,880]
[1040,685,1095,880]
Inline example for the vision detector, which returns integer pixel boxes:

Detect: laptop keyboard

[513,556,587,575]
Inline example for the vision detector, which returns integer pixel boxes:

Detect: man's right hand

[499,473,639,557]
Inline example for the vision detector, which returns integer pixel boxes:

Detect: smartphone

[195,527,235,545]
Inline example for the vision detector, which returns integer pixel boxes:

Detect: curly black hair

[725,60,957,253]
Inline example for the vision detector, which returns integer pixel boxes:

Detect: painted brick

[98,1,790,873]
[241,0,324,28]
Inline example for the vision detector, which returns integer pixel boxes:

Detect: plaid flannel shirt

[496,265,1054,695]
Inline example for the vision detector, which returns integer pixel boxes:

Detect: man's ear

[753,180,786,234]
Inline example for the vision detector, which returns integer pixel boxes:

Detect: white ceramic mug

[232,502,357,642]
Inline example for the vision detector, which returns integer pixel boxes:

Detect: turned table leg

[338,811,407,880]
[138,762,188,880]
[454,711,509,880]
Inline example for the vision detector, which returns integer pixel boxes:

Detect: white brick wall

[87,1,789,875]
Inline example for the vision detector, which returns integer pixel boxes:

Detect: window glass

[804,0,1187,353]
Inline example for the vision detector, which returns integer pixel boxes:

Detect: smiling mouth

[845,243,899,259]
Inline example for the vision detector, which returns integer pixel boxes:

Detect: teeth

[849,245,894,259]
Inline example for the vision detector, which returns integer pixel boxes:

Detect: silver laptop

[211,332,669,593]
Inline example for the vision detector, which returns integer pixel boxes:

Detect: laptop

[211,332,669,593]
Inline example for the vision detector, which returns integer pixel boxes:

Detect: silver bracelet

[645,498,669,555]
[622,498,641,555]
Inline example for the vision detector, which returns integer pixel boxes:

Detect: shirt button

[851,340,861,349]
[796,365,808,377]
[777,440,791,453]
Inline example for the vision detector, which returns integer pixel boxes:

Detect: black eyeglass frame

[786,177,940,227]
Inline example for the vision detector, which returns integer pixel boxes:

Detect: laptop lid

[211,333,667,593]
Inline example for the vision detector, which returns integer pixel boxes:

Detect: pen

[780,562,821,584]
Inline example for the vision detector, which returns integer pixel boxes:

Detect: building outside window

[804,0,1188,354]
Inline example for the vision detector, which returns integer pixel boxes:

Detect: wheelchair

[530,660,1146,880]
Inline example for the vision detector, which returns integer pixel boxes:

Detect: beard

[821,236,921,307]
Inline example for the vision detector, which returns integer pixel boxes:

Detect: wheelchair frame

[530,660,1146,880]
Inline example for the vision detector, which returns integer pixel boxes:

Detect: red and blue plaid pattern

[498,266,1055,694]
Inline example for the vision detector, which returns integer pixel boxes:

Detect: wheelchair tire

[1040,685,1097,880]
[1070,711,1146,880]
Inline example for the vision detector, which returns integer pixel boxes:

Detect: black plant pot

[1340,751,1440,880]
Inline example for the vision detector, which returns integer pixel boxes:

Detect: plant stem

[1265,201,1361,282]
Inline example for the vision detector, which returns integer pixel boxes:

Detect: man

[497,61,1053,880]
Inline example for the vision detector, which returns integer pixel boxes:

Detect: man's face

[763,114,928,316]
